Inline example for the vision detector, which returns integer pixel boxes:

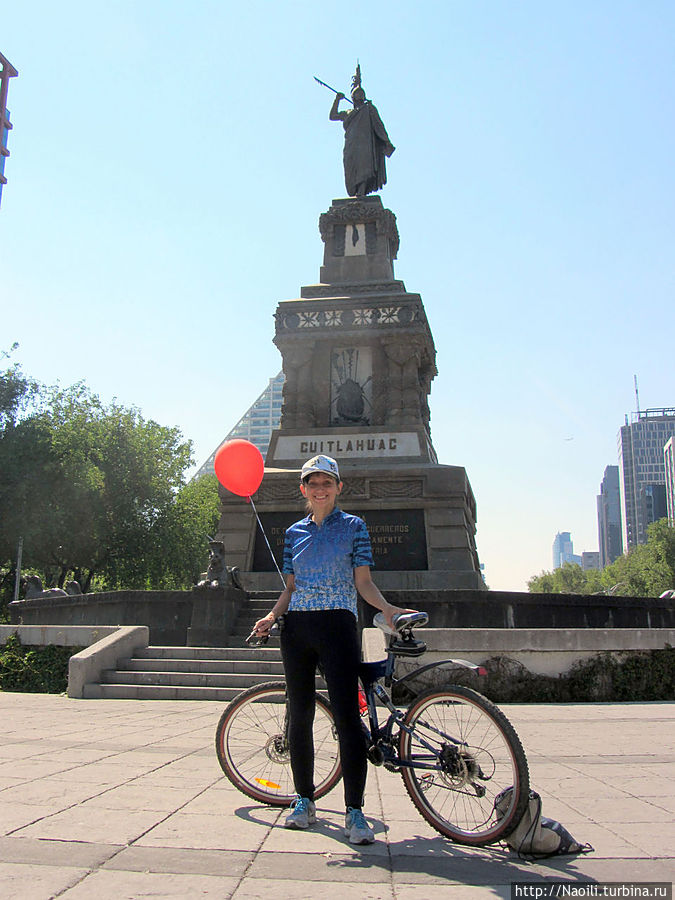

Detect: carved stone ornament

[369,480,423,498]
[319,203,400,259]
[276,303,421,332]
[300,282,406,298]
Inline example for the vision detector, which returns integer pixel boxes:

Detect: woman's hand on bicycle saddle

[384,605,421,631]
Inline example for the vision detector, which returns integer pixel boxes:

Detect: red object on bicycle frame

[358,688,368,715]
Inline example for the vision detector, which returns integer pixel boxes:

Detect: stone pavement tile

[48,761,164,783]
[0,836,122,868]
[534,856,675,882]
[566,796,674,823]
[528,796,593,825]
[261,815,388,856]
[57,868,241,899]
[180,786,271,815]
[1,804,60,835]
[0,861,89,900]
[0,742,59,760]
[620,775,675,797]
[397,885,510,899]
[0,779,105,807]
[14,806,167,844]
[566,821,643,857]
[382,824,495,859]
[234,878,395,899]
[0,760,75,780]
[607,820,675,857]
[137,810,275,851]
[133,773,222,791]
[648,795,675,813]
[0,777,28,790]
[102,845,254,877]
[27,748,115,766]
[76,783,204,812]
[249,849,392,883]
[389,851,544,885]
[531,776,633,799]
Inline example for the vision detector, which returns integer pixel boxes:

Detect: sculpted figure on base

[330,65,395,197]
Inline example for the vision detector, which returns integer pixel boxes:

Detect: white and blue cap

[300,454,340,483]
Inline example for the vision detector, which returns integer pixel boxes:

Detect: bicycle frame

[357,651,487,771]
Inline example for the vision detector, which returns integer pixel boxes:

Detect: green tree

[528,562,603,594]
[528,520,675,597]
[0,373,195,597]
[141,474,222,589]
[600,519,675,597]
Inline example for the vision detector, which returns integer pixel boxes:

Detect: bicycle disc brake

[265,734,290,764]
[432,745,488,798]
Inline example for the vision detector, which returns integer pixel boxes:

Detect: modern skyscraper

[552,532,581,569]
[597,465,623,568]
[665,437,675,527]
[0,52,18,208]
[618,408,675,549]
[193,373,284,479]
[581,551,600,571]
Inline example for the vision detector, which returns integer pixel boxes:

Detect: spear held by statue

[313,76,354,104]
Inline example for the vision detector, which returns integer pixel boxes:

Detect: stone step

[117,658,286,675]
[100,670,298,689]
[134,646,282,661]
[82,683,251,701]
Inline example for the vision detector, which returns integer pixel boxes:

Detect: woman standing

[253,454,417,844]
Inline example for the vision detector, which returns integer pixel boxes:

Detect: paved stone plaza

[0,692,673,899]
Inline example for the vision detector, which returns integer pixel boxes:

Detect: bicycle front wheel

[399,685,529,845]
[215,681,342,806]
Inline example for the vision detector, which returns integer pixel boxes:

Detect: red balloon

[214,439,265,497]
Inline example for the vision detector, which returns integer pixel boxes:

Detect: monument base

[216,452,486,591]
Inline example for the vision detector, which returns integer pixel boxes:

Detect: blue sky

[2,1,673,590]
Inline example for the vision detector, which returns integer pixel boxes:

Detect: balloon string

[248,496,287,590]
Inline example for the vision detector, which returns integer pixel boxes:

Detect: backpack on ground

[494,787,594,860]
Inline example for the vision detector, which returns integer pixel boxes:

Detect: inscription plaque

[252,508,428,573]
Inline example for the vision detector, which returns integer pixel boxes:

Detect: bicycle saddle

[373,611,428,657]
[373,611,429,636]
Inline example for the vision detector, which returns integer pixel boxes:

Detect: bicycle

[214,611,530,846]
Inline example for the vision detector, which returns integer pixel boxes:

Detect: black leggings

[280,609,366,810]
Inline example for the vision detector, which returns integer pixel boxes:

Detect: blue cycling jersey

[282,507,374,618]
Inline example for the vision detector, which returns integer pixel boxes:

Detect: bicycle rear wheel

[215,681,342,806]
[399,685,529,845]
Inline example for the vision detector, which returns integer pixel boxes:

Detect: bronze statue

[328,65,395,197]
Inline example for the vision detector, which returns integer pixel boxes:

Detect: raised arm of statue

[329,92,348,121]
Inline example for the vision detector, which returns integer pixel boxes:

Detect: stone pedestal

[186,585,247,646]
[217,195,486,591]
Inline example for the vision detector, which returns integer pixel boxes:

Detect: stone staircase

[82,594,288,701]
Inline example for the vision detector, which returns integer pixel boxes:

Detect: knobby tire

[398,684,530,845]
[215,681,342,806]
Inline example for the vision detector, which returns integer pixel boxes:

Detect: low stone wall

[9,591,193,645]
[362,627,675,702]
[370,590,675,629]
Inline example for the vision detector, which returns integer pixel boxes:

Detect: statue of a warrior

[329,65,395,197]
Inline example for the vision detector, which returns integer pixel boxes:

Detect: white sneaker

[344,807,375,844]
[285,796,316,829]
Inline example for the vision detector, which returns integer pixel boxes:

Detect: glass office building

[193,373,284,479]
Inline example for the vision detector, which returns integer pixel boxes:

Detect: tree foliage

[528,519,675,597]
[0,359,218,611]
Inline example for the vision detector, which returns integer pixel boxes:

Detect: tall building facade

[597,465,623,568]
[0,52,18,208]
[665,437,675,526]
[552,532,581,569]
[193,373,284,479]
[618,408,675,549]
